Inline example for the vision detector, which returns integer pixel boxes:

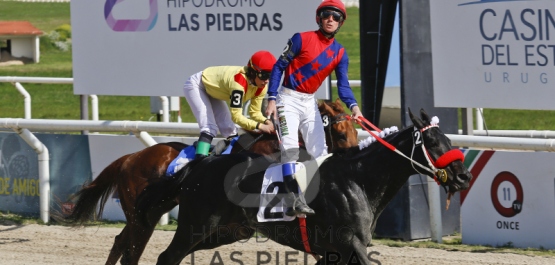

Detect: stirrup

[194,154,208,160]
[285,206,315,217]
[285,196,315,217]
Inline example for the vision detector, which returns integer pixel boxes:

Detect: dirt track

[1,224,554,265]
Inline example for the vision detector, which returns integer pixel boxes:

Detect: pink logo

[104,0,158,32]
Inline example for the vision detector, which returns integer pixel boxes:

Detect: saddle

[165,136,239,177]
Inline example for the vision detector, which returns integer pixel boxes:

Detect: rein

[354,116,464,185]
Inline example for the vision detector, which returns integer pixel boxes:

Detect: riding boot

[282,163,315,217]
[195,132,213,159]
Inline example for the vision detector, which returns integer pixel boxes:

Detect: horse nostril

[457,174,470,183]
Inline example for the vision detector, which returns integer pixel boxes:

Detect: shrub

[55,24,72,41]
[41,27,72,52]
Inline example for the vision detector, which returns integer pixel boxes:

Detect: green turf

[1,2,555,129]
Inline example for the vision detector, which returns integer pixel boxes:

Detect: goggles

[256,71,271,81]
[319,10,343,22]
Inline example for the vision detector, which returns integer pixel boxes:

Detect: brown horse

[61,99,357,265]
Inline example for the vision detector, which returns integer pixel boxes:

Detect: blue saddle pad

[165,145,196,177]
[221,136,240,155]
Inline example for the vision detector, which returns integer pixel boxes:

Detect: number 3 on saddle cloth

[257,154,332,222]
[165,136,240,177]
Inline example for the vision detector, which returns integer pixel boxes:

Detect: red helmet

[248,50,276,72]
[316,0,347,21]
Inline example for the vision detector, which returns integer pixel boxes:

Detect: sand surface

[1,224,554,264]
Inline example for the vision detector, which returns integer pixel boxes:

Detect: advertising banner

[461,150,555,249]
[71,0,322,96]
[429,0,555,110]
[0,132,91,217]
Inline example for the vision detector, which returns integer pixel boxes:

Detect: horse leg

[333,241,373,265]
[121,221,157,265]
[103,225,128,265]
[156,222,211,265]
[124,202,177,265]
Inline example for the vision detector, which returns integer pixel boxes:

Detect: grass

[2,3,555,129]
[0,1,70,32]
[375,234,555,258]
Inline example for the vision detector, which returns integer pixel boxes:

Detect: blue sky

[385,6,400,87]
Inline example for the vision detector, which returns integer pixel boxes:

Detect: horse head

[318,98,358,152]
[408,108,472,206]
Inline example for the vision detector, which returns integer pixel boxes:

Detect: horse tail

[136,158,204,226]
[61,155,128,225]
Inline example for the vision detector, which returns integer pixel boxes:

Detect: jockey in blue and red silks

[266,0,364,217]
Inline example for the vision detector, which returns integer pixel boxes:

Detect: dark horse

[61,99,358,265]
[136,108,472,265]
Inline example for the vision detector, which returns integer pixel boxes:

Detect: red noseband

[433,149,464,168]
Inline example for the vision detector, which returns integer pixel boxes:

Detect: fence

[3,76,555,238]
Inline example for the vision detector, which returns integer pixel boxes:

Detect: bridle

[322,113,351,151]
[409,124,464,185]
[355,116,464,186]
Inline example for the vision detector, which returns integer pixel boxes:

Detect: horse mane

[234,130,279,153]
[338,125,411,161]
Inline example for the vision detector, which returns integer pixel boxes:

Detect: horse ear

[334,98,341,107]
[325,101,334,112]
[318,100,325,111]
[420,108,431,124]
[334,98,345,112]
[319,100,331,113]
[408,107,415,120]
[409,107,425,129]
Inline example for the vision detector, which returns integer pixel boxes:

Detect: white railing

[458,129,555,139]
[0,118,206,224]
[343,0,360,8]
[331,80,361,86]
[0,76,170,122]
[1,76,365,124]
[4,75,555,229]
[357,129,555,152]
[4,118,554,224]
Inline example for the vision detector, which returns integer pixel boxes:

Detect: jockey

[184,50,277,159]
[265,0,364,216]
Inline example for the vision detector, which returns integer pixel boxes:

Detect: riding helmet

[248,50,276,73]
[316,0,347,22]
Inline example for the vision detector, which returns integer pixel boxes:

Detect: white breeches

[183,71,237,138]
[277,87,328,163]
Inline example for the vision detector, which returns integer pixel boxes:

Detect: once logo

[490,171,523,217]
[104,0,158,32]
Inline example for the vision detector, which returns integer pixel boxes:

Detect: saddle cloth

[165,136,240,177]
[165,145,196,177]
[256,154,332,222]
